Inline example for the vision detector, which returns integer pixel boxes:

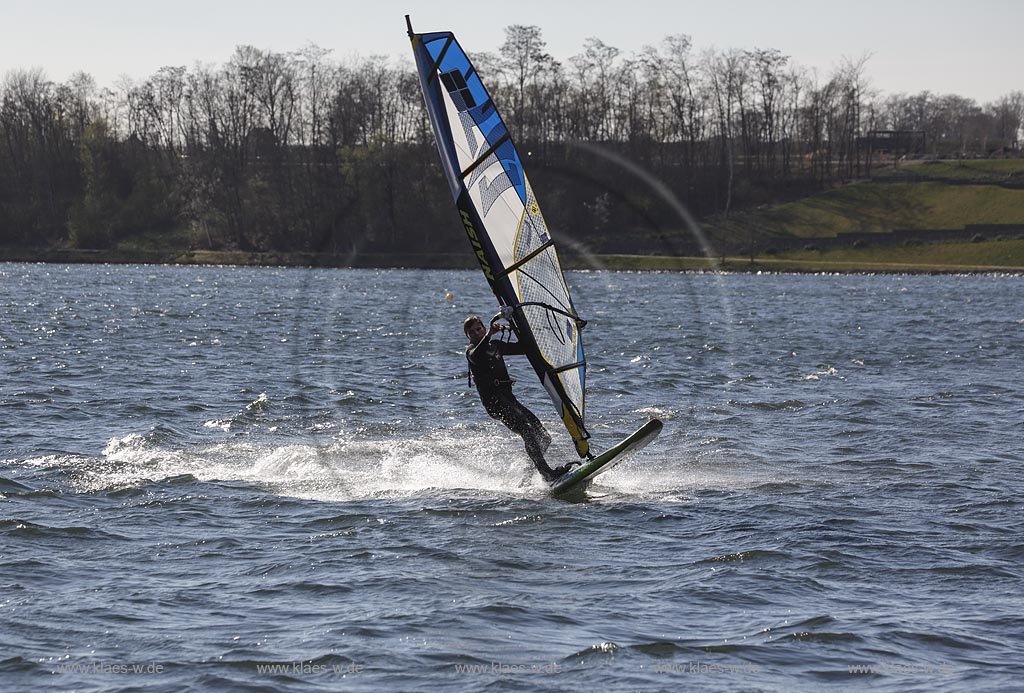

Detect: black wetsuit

[466,334,554,477]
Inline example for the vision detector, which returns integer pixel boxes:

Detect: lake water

[2,263,1022,692]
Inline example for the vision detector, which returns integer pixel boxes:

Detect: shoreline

[2,247,1022,275]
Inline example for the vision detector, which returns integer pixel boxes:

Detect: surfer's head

[463,315,486,343]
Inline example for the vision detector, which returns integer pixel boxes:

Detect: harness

[467,328,513,389]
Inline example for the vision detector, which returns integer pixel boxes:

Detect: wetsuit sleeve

[494,339,526,356]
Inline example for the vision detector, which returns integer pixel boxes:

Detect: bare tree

[498,25,554,144]
[570,38,621,141]
[989,91,1024,148]
[747,48,789,174]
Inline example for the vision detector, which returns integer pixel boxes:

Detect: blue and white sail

[408,17,590,458]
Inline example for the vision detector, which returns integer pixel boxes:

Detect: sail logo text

[460,210,494,281]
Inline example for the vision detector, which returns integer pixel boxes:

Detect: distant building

[858,130,927,157]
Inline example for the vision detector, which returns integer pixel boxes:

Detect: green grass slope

[695,159,1024,271]
[706,181,1024,240]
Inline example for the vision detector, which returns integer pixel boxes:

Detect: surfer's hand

[489,321,503,334]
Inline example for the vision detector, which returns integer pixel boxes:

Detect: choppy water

[2,263,1022,692]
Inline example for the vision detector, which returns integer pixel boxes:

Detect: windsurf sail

[407,16,590,458]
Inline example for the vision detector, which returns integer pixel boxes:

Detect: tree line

[1,26,1022,254]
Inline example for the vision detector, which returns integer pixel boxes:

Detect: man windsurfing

[463,315,576,482]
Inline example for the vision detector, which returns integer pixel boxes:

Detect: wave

[0,476,35,494]
[12,410,814,503]
[22,427,555,502]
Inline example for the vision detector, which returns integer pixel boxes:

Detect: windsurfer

[463,315,575,482]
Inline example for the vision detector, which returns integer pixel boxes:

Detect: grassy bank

[0,247,479,270]
[4,159,1023,273]
[567,240,1024,273]
[704,159,1024,242]
[871,158,1024,181]
[687,158,1024,271]
[771,238,1024,269]
[706,181,1024,240]
[5,244,1020,274]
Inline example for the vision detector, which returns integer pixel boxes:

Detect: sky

[1,0,1021,104]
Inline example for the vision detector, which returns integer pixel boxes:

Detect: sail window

[439,70,476,111]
